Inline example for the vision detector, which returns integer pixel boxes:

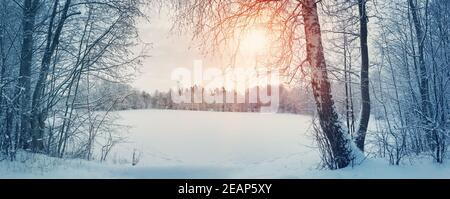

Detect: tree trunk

[31,0,71,152]
[355,0,371,152]
[0,1,5,111]
[18,0,39,150]
[343,34,351,136]
[408,0,436,157]
[408,0,431,118]
[301,0,354,169]
[0,1,5,153]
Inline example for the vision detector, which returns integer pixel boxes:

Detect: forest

[97,82,316,114]
[0,0,449,173]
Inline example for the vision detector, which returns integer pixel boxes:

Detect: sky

[131,8,288,93]
[130,8,271,93]
[131,9,203,93]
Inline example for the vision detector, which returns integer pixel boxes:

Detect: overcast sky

[131,9,205,93]
[130,8,279,93]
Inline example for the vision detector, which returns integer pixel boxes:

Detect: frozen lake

[2,109,450,179]
[109,109,320,178]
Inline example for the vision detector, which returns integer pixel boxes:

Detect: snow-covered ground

[1,109,450,179]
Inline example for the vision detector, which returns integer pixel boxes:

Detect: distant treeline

[97,82,316,114]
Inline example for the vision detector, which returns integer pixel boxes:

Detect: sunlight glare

[240,29,268,55]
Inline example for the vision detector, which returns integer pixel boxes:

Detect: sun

[240,29,268,55]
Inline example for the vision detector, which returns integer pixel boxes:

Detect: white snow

[1,109,449,179]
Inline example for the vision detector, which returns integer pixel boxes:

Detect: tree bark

[301,0,353,168]
[31,0,71,152]
[408,0,437,157]
[18,0,39,150]
[355,0,371,152]
[408,0,431,118]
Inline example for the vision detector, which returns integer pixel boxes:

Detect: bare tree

[30,0,73,152]
[0,0,148,161]
[17,0,40,151]
[371,0,449,164]
[354,0,371,152]
[170,0,360,169]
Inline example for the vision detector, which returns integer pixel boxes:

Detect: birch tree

[171,0,362,169]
